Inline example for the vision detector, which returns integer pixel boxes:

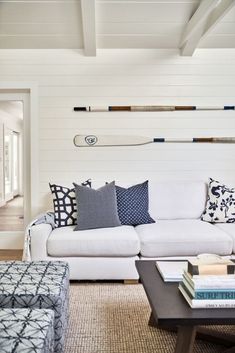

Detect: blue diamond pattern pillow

[115,181,155,226]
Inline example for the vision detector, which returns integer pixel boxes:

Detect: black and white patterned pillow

[49,179,91,227]
[201,178,235,223]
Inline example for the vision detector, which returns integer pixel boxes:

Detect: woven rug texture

[63,283,228,353]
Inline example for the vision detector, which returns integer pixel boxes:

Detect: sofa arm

[30,223,53,260]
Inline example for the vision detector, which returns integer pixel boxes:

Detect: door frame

[0,82,38,248]
[4,126,14,202]
[12,130,20,197]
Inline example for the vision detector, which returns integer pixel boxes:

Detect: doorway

[0,101,24,232]
[0,85,38,251]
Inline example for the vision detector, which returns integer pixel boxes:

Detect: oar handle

[193,138,214,142]
[153,137,235,143]
[211,137,235,143]
[193,137,235,143]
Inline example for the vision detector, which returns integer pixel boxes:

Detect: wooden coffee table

[136,260,235,353]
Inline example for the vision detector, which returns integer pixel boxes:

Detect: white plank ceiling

[0,0,234,54]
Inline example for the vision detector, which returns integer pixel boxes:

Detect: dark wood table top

[136,260,235,327]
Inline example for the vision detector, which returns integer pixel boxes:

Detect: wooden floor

[0,250,23,260]
[0,196,24,231]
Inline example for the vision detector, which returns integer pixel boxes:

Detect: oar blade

[74,135,152,147]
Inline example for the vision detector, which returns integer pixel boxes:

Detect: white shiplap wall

[0,48,235,212]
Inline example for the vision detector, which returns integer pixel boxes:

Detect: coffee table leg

[174,326,196,353]
[148,312,157,327]
[223,348,235,353]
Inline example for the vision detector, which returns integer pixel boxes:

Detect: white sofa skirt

[34,255,140,280]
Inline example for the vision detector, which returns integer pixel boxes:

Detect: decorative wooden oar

[74,106,235,112]
[74,135,235,147]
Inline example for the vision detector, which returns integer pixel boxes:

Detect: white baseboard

[0,232,24,249]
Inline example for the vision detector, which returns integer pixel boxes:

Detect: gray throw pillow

[73,181,121,230]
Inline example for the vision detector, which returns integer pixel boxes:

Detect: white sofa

[30,181,235,280]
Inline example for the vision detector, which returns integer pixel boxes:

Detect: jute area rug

[64,283,225,353]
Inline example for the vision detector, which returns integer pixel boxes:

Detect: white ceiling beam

[181,27,206,56]
[180,0,220,48]
[181,0,235,56]
[203,0,235,37]
[81,0,96,56]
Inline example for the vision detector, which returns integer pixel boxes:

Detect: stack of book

[179,257,235,308]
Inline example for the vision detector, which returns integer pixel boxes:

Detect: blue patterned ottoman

[0,261,69,353]
[0,308,54,353]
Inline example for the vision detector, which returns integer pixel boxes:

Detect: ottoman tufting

[0,261,69,353]
[0,308,54,353]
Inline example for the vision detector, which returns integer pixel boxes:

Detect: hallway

[0,196,24,231]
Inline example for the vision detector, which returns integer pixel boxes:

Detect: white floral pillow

[201,178,235,223]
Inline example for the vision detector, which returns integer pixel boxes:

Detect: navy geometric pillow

[49,179,91,227]
[115,181,155,226]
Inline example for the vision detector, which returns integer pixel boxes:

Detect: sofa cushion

[215,223,235,253]
[116,181,155,226]
[47,225,140,257]
[135,220,233,257]
[148,181,207,220]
